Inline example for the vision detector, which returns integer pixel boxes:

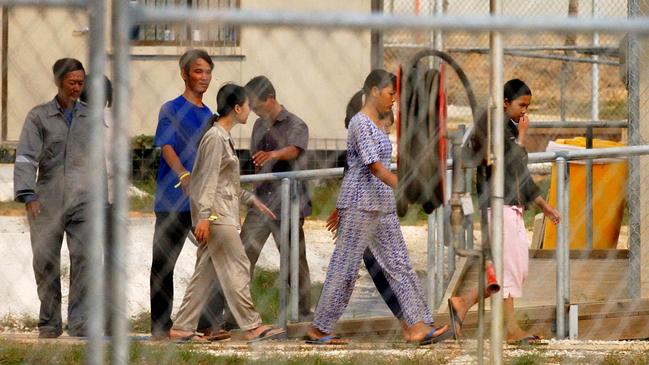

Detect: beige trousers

[173,224,262,331]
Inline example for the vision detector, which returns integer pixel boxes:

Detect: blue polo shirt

[153,95,212,213]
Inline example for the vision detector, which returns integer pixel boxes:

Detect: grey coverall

[14,97,103,337]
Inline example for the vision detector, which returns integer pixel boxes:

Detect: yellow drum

[543,137,627,249]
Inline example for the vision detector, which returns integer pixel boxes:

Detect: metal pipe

[290,179,300,322]
[464,168,474,250]
[627,0,641,300]
[489,0,504,362]
[435,206,445,308]
[132,6,649,35]
[111,0,131,362]
[527,120,626,128]
[87,0,107,362]
[556,157,568,339]
[586,0,599,252]
[427,213,435,310]
[279,178,290,329]
[477,253,486,365]
[0,0,86,7]
[446,45,618,54]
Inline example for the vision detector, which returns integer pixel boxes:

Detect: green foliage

[250,269,281,323]
[129,311,151,334]
[131,135,155,150]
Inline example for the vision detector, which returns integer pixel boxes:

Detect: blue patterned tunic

[337,112,395,213]
[312,112,434,334]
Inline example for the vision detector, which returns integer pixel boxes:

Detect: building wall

[3,0,371,148]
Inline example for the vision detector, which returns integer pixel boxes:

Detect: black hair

[216,83,248,118]
[503,79,532,102]
[52,58,84,84]
[79,75,113,107]
[245,75,276,101]
[179,49,214,76]
[362,69,397,95]
[344,90,364,129]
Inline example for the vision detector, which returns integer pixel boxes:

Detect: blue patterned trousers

[312,209,433,333]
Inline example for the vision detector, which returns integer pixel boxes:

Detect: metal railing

[2,0,648,364]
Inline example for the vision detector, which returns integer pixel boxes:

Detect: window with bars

[134,0,240,47]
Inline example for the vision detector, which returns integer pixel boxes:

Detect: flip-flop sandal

[247,327,287,344]
[173,332,207,343]
[448,298,464,339]
[413,326,454,346]
[304,334,348,345]
[507,335,546,346]
[206,330,231,342]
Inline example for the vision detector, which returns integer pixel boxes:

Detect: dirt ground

[2,332,649,364]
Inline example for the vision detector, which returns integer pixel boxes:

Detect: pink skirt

[489,205,529,298]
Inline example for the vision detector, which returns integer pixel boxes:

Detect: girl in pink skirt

[449,79,560,345]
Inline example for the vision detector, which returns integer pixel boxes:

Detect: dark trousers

[240,209,312,316]
[149,211,223,335]
[29,206,89,337]
[363,248,403,320]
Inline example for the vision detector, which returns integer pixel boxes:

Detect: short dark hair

[245,75,276,101]
[52,58,84,84]
[79,75,113,107]
[504,79,532,102]
[179,49,213,76]
[362,69,396,95]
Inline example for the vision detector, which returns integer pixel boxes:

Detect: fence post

[556,156,568,339]
[290,179,300,322]
[279,178,290,329]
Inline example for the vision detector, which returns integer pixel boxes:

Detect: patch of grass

[250,269,323,323]
[0,340,85,364]
[129,311,151,334]
[509,353,543,365]
[0,313,39,331]
[308,179,341,220]
[0,339,452,365]
[129,194,154,213]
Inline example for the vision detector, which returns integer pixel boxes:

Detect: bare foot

[305,325,348,344]
[408,323,450,343]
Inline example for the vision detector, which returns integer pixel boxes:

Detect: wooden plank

[283,299,649,340]
[437,256,469,313]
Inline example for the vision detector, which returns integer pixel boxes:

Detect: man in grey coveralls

[14,58,101,338]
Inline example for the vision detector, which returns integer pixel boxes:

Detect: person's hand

[252,150,277,167]
[252,197,277,220]
[518,115,529,144]
[543,206,560,225]
[26,200,40,220]
[194,219,210,244]
[180,174,191,197]
[326,208,339,239]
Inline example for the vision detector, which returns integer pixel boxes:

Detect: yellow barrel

[543,137,627,249]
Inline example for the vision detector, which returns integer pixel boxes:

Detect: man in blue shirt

[150,49,219,340]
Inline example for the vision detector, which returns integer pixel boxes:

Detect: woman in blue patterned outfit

[306,70,452,345]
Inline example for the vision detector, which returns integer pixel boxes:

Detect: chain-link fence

[1,1,649,364]
[386,0,628,150]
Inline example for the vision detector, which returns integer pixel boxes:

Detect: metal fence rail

[1,1,649,364]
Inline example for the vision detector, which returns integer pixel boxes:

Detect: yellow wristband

[174,172,190,188]
[208,215,218,222]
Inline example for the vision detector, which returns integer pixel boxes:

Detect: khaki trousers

[173,224,262,331]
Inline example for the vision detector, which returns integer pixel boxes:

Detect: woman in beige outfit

[170,84,285,342]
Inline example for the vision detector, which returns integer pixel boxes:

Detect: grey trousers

[240,209,312,316]
[173,224,262,332]
[29,205,89,337]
